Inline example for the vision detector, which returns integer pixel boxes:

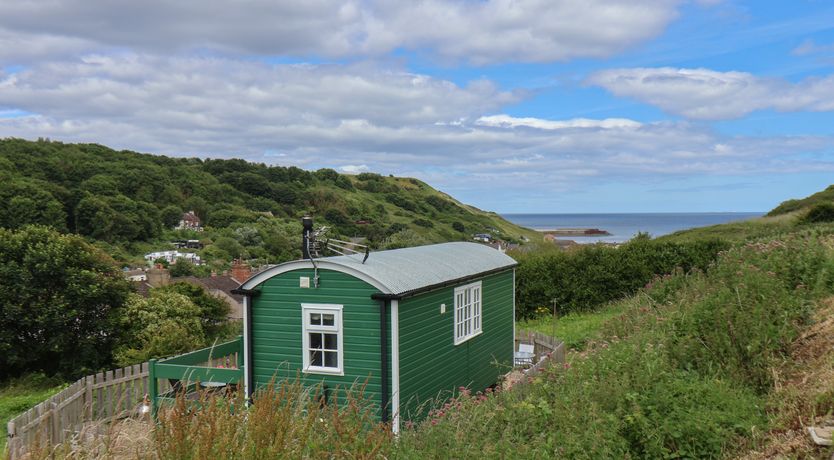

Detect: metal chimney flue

[302,216,314,259]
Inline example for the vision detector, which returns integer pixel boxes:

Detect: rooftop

[240,242,517,297]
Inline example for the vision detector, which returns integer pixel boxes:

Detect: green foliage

[0,180,68,232]
[513,237,731,318]
[160,205,183,228]
[382,229,427,249]
[168,259,195,277]
[452,221,465,232]
[114,291,206,366]
[0,139,537,263]
[801,202,834,224]
[157,282,231,338]
[0,226,132,379]
[413,218,434,228]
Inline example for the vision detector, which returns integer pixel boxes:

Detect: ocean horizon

[502,212,763,243]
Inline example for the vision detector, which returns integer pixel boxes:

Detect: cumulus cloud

[587,67,834,119]
[476,114,642,130]
[0,55,520,131]
[0,54,831,207]
[0,0,680,64]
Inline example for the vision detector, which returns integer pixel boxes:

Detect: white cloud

[0,55,520,131]
[339,164,369,174]
[476,114,642,130]
[0,0,681,65]
[792,38,834,56]
[587,67,834,119]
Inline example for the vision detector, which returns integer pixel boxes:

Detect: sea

[501,213,763,244]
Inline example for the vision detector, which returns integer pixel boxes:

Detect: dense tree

[114,291,205,366]
[160,204,184,228]
[0,181,68,231]
[0,226,132,379]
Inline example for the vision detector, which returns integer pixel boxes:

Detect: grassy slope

[768,184,834,216]
[0,377,65,452]
[516,302,628,350]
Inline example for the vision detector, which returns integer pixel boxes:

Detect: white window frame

[453,281,482,345]
[301,303,344,376]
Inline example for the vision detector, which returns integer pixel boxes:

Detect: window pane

[322,313,335,326]
[324,351,338,368]
[309,332,322,349]
[324,333,337,350]
[310,350,322,366]
[310,313,321,325]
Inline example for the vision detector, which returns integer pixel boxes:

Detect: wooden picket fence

[514,329,566,372]
[6,362,157,460]
[6,337,243,459]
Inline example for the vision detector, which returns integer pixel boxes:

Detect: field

[0,376,64,452]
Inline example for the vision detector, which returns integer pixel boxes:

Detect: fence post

[238,334,244,369]
[85,376,93,421]
[7,420,16,460]
[149,358,158,419]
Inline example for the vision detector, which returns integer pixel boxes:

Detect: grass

[0,374,65,452]
[516,303,627,350]
[659,212,798,243]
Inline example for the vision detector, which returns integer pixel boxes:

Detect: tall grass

[154,380,391,460]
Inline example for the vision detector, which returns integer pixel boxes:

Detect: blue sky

[0,1,833,213]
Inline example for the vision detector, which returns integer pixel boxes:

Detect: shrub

[513,237,730,318]
[802,202,834,224]
[413,218,434,228]
[114,291,206,366]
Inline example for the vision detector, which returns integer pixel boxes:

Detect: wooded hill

[0,138,537,266]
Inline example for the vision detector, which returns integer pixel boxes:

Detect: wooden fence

[7,337,243,459]
[6,362,158,460]
[514,329,566,372]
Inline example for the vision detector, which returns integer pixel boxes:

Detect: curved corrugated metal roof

[240,242,517,297]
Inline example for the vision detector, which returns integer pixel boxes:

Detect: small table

[200,381,228,394]
[514,351,535,367]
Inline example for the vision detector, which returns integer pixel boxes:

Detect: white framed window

[453,281,482,345]
[301,304,344,375]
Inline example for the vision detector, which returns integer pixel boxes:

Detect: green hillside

[661,184,834,243]
[768,184,834,216]
[0,138,537,267]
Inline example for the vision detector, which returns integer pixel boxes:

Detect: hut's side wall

[397,269,514,421]
[251,268,387,411]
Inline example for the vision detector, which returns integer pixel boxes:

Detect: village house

[144,250,201,265]
[176,210,203,231]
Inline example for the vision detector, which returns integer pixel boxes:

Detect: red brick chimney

[231,259,252,283]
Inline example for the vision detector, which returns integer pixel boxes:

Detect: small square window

[302,304,344,375]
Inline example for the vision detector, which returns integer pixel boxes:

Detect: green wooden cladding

[249,267,514,423]
[397,269,514,420]
[251,268,389,410]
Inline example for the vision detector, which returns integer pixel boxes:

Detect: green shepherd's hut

[234,218,517,432]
